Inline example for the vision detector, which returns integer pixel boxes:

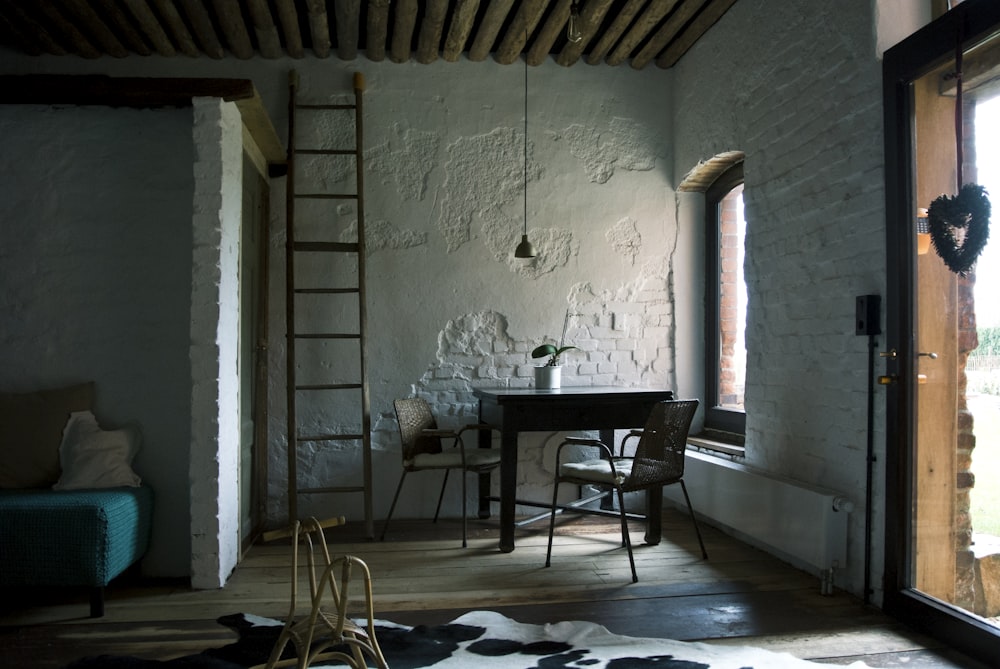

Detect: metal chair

[382,397,500,547]
[257,516,387,669]
[545,399,707,582]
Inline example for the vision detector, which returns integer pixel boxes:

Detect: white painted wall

[0,104,195,577]
[189,98,244,588]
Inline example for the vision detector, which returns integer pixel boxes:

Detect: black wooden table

[473,386,675,553]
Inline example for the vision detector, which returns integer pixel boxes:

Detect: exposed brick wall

[671,0,886,597]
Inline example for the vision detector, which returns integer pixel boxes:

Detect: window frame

[704,162,746,441]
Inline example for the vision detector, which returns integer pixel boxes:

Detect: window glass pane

[718,185,746,410]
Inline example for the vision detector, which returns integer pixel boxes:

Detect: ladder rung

[295,287,360,294]
[295,148,357,156]
[296,103,356,111]
[297,433,365,442]
[294,193,359,200]
[297,486,366,495]
[293,241,359,253]
[293,334,361,340]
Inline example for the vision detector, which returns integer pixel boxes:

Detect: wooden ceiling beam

[631,0,703,69]
[91,0,152,56]
[210,0,255,59]
[390,0,418,63]
[442,0,480,62]
[273,0,303,58]
[607,0,678,66]
[58,0,130,58]
[151,0,201,57]
[526,0,572,66]
[0,0,67,56]
[305,0,331,58]
[333,0,359,60]
[366,0,390,61]
[179,0,225,58]
[556,0,615,67]
[244,0,281,58]
[121,0,176,57]
[656,0,737,69]
[586,0,643,65]
[33,2,102,58]
[468,0,515,62]
[494,0,549,65]
[416,0,450,64]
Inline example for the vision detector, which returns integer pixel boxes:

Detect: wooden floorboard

[0,511,993,669]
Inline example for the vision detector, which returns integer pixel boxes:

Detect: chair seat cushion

[409,448,501,469]
[560,458,631,485]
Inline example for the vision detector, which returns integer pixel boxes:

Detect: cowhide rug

[66,609,876,669]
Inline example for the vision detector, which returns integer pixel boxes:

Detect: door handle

[918,351,938,359]
[880,349,897,359]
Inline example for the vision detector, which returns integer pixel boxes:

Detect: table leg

[478,426,491,519]
[499,428,518,553]
[644,485,663,545]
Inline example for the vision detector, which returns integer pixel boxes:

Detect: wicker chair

[382,397,500,547]
[257,517,387,669]
[544,399,707,582]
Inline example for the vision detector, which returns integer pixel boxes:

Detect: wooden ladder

[284,70,373,538]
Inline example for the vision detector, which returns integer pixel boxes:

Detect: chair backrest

[393,397,443,461]
[624,399,699,491]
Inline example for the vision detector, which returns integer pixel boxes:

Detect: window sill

[688,435,745,458]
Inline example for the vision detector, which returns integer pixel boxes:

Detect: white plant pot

[534,365,561,390]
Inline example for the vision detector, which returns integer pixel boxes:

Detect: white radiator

[663,450,852,581]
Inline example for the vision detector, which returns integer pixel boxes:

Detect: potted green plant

[531,343,577,389]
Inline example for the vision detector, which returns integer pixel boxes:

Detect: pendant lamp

[514,43,536,259]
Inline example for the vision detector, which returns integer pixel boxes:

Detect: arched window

[704,161,746,442]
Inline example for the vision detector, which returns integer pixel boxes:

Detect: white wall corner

[189,97,243,589]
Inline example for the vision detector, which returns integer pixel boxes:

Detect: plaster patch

[367,123,440,201]
[440,127,540,252]
[342,218,427,254]
[554,117,659,184]
[606,217,641,265]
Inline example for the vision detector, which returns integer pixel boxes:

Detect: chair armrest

[556,436,614,463]
[455,422,498,436]
[420,428,457,437]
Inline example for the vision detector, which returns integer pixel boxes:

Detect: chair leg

[460,468,468,548]
[545,477,561,567]
[680,479,708,559]
[617,488,637,583]
[380,471,408,541]
[433,469,450,523]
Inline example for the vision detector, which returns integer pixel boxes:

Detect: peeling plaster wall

[672,0,889,599]
[279,61,678,523]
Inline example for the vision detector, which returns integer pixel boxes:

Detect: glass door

[883,2,1000,662]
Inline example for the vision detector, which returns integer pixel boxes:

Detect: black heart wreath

[928,183,991,276]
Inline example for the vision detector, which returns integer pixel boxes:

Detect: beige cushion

[54,410,142,490]
[0,382,95,489]
[409,449,501,469]
[560,458,632,485]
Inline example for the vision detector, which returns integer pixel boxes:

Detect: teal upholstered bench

[0,486,153,617]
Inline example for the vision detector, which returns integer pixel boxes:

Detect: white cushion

[409,448,501,469]
[54,410,142,490]
[559,458,632,485]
